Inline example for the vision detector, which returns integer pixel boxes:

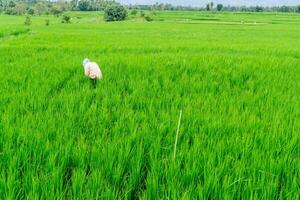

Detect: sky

[117,0,300,7]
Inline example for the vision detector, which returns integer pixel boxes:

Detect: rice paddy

[0,11,300,199]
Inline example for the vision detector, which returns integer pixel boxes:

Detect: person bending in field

[83,58,102,88]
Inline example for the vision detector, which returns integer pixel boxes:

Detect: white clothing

[84,62,102,80]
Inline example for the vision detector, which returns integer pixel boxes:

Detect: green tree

[15,3,27,15]
[57,0,70,11]
[255,6,263,12]
[8,1,16,8]
[104,4,127,22]
[210,2,214,9]
[5,8,16,15]
[51,6,63,16]
[0,0,3,13]
[280,6,289,12]
[217,4,223,11]
[206,3,210,11]
[35,3,47,15]
[78,0,89,11]
[297,5,300,13]
[27,8,35,15]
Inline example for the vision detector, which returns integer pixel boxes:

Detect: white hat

[83,58,90,66]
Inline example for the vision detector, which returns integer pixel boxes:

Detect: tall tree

[206,3,210,11]
[0,0,3,10]
[255,6,263,12]
[78,0,89,11]
[8,0,16,8]
[35,2,47,15]
[217,4,223,11]
[15,2,27,15]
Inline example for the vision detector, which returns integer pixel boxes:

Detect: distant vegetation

[131,2,300,13]
[0,0,300,18]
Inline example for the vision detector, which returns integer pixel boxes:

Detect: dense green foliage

[78,0,89,11]
[217,4,223,11]
[0,0,300,15]
[144,15,153,22]
[104,4,127,22]
[61,15,71,23]
[131,3,300,13]
[0,11,300,199]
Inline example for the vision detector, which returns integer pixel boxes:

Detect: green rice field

[0,11,300,199]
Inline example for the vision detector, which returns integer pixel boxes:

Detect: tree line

[131,2,300,13]
[0,0,130,22]
[0,0,119,15]
[0,0,300,16]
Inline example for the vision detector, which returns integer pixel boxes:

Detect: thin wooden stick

[173,110,182,160]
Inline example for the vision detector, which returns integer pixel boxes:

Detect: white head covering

[83,58,90,66]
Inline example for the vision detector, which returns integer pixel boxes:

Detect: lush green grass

[0,11,300,199]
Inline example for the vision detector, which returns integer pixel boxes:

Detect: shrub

[130,9,137,15]
[61,15,71,23]
[10,28,29,36]
[51,7,63,17]
[27,8,35,15]
[144,15,153,22]
[45,19,50,26]
[24,16,31,26]
[140,11,145,17]
[104,4,127,22]
[5,8,17,15]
